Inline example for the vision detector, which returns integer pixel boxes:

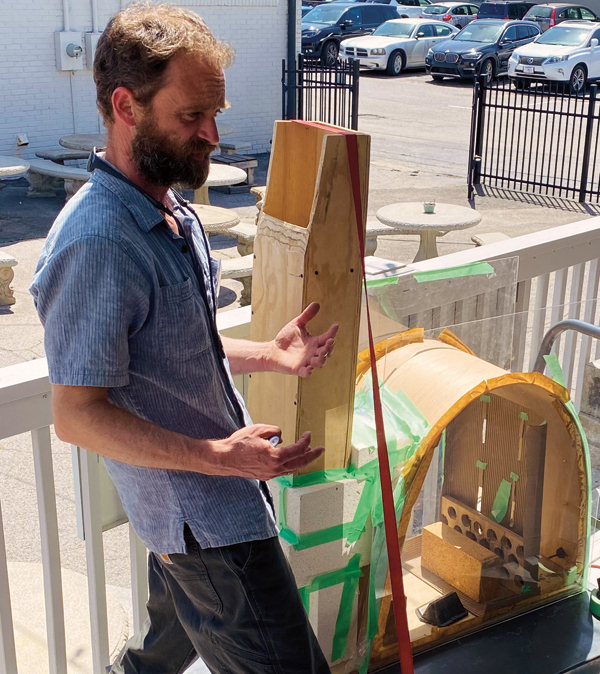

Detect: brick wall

[0,0,295,159]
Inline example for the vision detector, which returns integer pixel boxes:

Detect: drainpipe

[91,0,99,33]
[286,0,297,119]
[63,0,70,31]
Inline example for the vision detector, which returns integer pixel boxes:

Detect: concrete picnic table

[375,202,482,263]
[0,156,30,178]
[193,164,247,205]
[59,124,234,153]
[188,204,240,233]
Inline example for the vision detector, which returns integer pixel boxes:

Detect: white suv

[366,0,433,19]
[509,20,600,93]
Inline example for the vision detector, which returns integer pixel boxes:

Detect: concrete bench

[27,159,90,201]
[471,232,511,247]
[35,149,89,164]
[0,255,17,306]
[220,255,253,306]
[226,218,398,257]
[219,142,252,154]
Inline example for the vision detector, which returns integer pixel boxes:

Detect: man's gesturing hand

[213,424,324,480]
[268,302,339,378]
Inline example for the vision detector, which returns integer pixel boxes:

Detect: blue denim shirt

[30,165,277,554]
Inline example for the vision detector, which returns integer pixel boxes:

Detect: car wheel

[480,58,494,85]
[321,41,339,67]
[569,63,587,94]
[432,74,445,81]
[512,78,530,90]
[386,50,404,76]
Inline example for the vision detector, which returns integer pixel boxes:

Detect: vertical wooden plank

[0,502,17,674]
[31,427,67,674]
[549,267,568,364]
[129,525,148,634]
[79,448,110,673]
[528,273,551,371]
[575,258,600,410]
[511,279,532,372]
[563,262,585,389]
[422,446,440,528]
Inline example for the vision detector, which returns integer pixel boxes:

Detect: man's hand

[213,424,324,480]
[267,302,339,378]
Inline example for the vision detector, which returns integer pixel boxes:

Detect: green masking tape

[476,460,488,470]
[510,472,519,482]
[490,478,512,523]
[299,554,363,662]
[543,353,567,388]
[366,276,400,289]
[520,412,529,421]
[413,261,495,284]
[480,394,491,403]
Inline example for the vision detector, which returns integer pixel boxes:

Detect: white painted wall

[0,0,293,158]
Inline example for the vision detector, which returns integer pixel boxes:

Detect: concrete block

[307,580,359,667]
[351,443,377,469]
[269,478,372,586]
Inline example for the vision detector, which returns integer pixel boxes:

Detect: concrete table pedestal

[0,256,18,306]
[376,202,482,262]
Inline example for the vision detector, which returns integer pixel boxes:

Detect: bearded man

[30,4,335,673]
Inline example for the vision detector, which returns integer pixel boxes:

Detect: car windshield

[303,5,346,23]
[536,25,590,45]
[526,5,553,17]
[455,23,503,41]
[423,4,450,13]
[373,21,416,36]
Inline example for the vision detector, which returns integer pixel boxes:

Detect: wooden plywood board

[248,121,369,472]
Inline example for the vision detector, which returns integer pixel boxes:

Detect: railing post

[472,76,487,192]
[281,58,287,120]
[0,501,18,674]
[578,84,597,203]
[351,58,360,131]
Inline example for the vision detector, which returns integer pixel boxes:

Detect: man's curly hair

[94,2,234,125]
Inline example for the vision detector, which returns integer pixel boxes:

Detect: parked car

[508,20,600,92]
[365,0,433,19]
[339,18,459,73]
[302,2,399,64]
[425,18,541,80]
[477,1,535,19]
[523,2,599,31]
[421,2,480,27]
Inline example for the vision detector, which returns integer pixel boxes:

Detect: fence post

[578,84,597,203]
[281,59,287,120]
[351,58,359,131]
[472,76,487,193]
[297,54,304,121]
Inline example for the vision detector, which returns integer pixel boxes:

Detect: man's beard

[131,115,216,190]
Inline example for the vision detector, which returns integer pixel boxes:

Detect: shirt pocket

[155,278,214,364]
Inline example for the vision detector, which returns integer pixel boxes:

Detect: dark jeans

[110,527,331,674]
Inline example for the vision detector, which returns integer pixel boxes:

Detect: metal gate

[468,76,600,203]
[282,55,360,130]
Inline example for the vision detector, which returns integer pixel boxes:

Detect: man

[30,4,336,673]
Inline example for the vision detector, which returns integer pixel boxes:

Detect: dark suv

[426,19,540,81]
[302,2,399,65]
[477,1,535,19]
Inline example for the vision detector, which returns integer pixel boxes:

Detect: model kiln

[247,120,590,673]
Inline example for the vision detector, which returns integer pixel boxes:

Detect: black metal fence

[469,76,600,203]
[282,55,360,130]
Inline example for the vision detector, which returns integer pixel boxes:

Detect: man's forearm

[221,336,274,374]
[53,391,219,473]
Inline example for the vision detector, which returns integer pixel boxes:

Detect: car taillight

[443,13,452,20]
[549,7,556,25]
[472,13,477,18]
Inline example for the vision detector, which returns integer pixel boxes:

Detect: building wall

[0,0,292,158]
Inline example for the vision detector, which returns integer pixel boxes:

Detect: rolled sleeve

[31,235,151,388]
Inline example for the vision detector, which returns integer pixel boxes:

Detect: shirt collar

[89,155,176,233]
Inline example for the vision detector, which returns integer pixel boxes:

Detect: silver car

[365,0,433,18]
[421,1,481,26]
[339,17,459,74]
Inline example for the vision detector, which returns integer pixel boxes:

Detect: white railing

[0,309,251,674]
[2,215,600,673]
